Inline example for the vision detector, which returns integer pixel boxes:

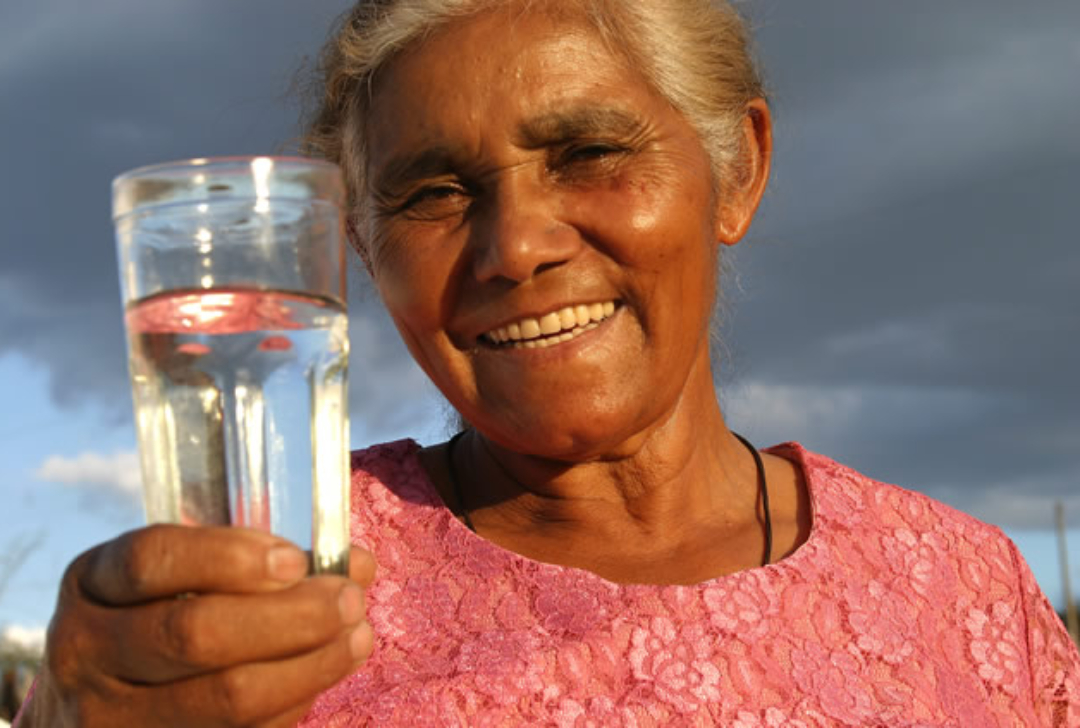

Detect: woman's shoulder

[776,443,1080,720]
[767,441,1031,606]
[347,438,445,530]
[771,440,1011,548]
[351,438,422,475]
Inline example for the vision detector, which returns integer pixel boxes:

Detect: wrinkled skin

[18,526,375,727]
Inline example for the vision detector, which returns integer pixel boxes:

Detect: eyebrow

[372,146,460,195]
[516,106,646,147]
[370,105,647,193]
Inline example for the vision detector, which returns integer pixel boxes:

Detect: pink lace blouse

[301,440,1079,726]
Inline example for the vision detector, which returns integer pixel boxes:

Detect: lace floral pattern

[299,440,1080,727]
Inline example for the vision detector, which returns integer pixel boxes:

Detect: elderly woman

[15,0,1080,726]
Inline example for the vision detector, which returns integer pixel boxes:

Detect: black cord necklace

[732,431,773,566]
[445,429,773,567]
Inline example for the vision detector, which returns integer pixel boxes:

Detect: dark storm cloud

[725,0,1080,525]
[0,0,362,411]
[1,1,1077,525]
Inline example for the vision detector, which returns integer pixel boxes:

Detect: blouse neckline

[393,438,823,591]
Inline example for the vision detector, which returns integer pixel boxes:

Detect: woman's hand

[19,525,375,728]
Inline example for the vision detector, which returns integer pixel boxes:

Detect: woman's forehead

[376,10,616,85]
[363,11,649,147]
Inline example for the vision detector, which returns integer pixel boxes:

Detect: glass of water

[112,156,350,574]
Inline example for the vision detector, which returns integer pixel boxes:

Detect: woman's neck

[423,370,781,584]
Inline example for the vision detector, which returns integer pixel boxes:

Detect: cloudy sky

[1,0,1078,635]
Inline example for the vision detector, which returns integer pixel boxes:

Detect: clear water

[125,288,349,573]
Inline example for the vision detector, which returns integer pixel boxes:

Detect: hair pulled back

[302,0,764,232]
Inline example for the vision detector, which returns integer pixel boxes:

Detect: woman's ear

[716,98,772,246]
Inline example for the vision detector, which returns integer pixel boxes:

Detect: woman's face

[362,8,741,458]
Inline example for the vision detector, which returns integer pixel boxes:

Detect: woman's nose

[469,173,582,284]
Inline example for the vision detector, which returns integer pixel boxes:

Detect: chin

[473,401,656,462]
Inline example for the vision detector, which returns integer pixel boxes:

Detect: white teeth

[484,301,618,348]
[539,312,561,335]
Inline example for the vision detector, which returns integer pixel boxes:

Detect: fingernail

[267,545,308,582]
[350,623,371,660]
[338,584,363,624]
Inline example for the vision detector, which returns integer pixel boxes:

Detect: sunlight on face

[363,8,726,458]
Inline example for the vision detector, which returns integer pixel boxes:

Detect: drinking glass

[112,156,350,574]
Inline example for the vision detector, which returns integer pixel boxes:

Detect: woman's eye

[550,143,630,180]
[398,184,469,219]
[406,185,462,206]
[563,144,623,164]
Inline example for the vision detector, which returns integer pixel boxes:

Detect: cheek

[579,164,716,272]
[619,176,667,236]
[376,278,460,394]
[368,226,449,329]
[367,225,476,388]
[601,167,720,342]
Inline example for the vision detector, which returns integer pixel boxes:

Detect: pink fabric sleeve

[1010,538,1080,726]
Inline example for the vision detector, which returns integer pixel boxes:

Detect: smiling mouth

[481,301,617,349]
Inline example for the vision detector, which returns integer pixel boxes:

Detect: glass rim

[112,155,345,220]
[112,155,339,184]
